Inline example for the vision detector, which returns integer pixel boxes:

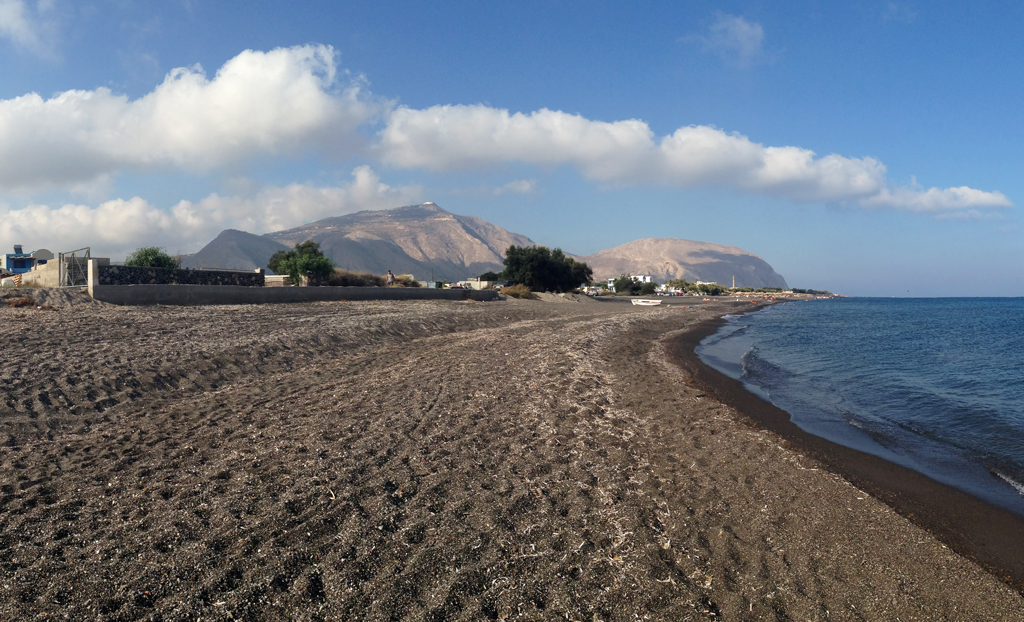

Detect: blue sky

[0,0,1021,296]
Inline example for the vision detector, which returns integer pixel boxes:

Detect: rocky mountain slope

[579,238,788,289]
[181,229,289,270]
[185,203,533,280]
[184,203,787,287]
[265,203,533,281]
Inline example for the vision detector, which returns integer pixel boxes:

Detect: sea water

[696,298,1024,517]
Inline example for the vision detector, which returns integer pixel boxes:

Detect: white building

[456,277,497,290]
[606,274,655,293]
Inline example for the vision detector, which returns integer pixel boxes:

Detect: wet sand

[669,315,1024,594]
[1,294,1022,620]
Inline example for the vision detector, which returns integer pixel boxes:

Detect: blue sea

[696,298,1024,517]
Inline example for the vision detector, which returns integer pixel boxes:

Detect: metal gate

[59,248,90,288]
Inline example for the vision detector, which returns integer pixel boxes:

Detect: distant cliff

[579,238,788,289]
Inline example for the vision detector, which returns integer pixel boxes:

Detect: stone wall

[97,265,264,287]
[89,284,499,306]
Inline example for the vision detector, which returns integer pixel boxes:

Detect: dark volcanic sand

[670,316,1024,594]
[1,295,1022,620]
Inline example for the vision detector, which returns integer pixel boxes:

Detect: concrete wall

[89,284,500,306]
[19,261,62,287]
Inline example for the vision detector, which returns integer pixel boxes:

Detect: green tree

[501,246,593,293]
[125,247,179,269]
[268,240,335,285]
[639,281,658,296]
[478,271,502,281]
[611,275,636,295]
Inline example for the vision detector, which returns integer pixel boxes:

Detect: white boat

[631,299,662,306]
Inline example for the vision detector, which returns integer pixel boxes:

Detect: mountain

[185,203,536,281]
[180,229,289,271]
[579,238,788,289]
[265,202,535,281]
[185,204,788,288]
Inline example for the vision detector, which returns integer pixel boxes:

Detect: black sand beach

[669,317,1024,593]
[1,292,1022,620]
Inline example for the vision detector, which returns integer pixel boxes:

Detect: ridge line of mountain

[182,203,788,288]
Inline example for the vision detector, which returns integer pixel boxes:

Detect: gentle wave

[993,470,1024,497]
[697,298,1024,517]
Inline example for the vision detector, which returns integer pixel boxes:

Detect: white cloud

[379,105,885,202]
[378,104,1010,214]
[0,0,40,50]
[379,106,654,176]
[493,179,537,195]
[862,184,1011,212]
[0,166,422,259]
[0,44,382,191]
[0,0,56,56]
[0,41,1010,220]
[687,13,765,67]
[450,179,539,198]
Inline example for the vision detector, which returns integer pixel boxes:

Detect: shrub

[125,247,179,269]
[395,274,420,287]
[502,284,536,299]
[613,275,639,296]
[325,269,386,287]
[639,281,658,296]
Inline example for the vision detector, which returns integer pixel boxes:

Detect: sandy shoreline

[669,314,1024,594]
[2,295,1022,620]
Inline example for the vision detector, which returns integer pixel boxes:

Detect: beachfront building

[606,275,654,288]
[606,274,656,293]
[2,245,54,274]
[457,277,498,290]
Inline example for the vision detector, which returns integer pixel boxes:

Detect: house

[456,277,498,290]
[1,246,54,274]
[606,274,655,292]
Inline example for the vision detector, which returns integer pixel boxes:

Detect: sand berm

[1,290,1022,620]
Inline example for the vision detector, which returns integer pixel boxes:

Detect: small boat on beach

[631,299,662,306]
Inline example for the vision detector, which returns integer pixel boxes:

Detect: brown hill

[185,204,788,287]
[266,203,535,281]
[579,238,788,289]
[180,229,289,270]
